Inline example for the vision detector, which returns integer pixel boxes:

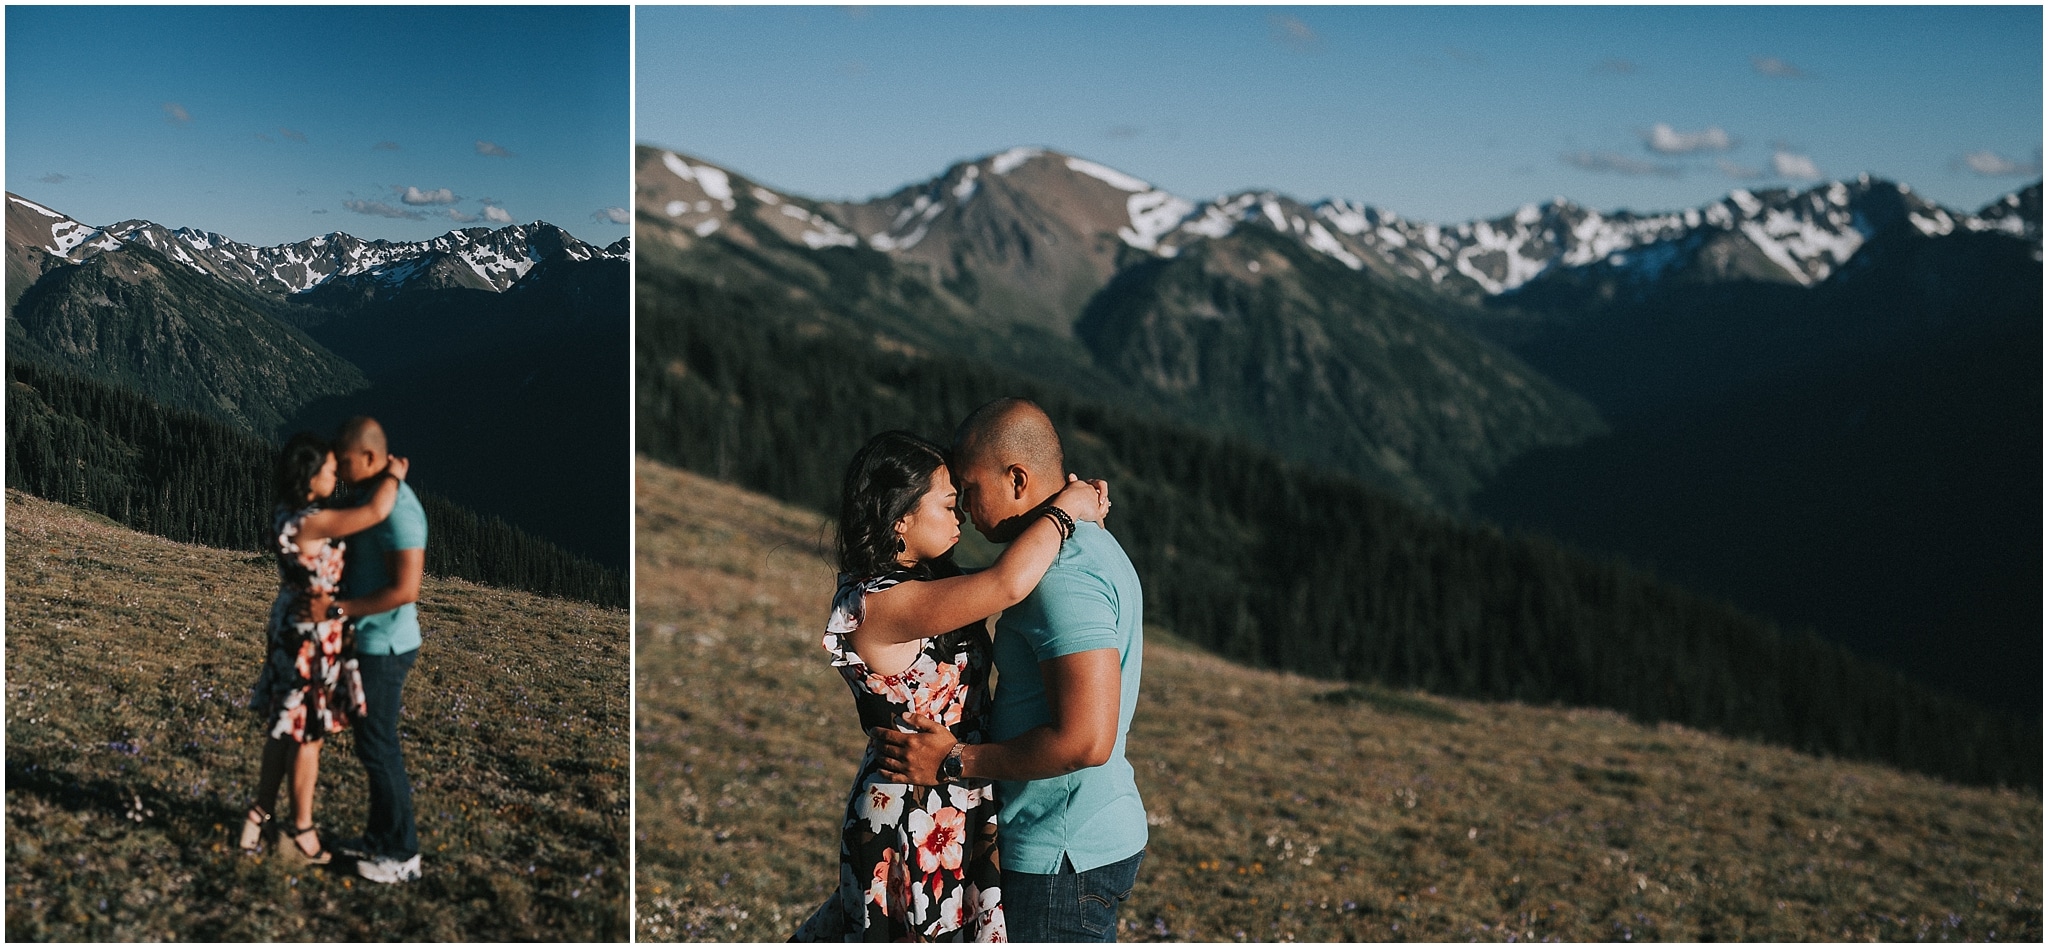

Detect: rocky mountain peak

[4,192,621,301]
[632,146,2042,307]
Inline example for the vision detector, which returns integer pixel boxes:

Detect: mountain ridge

[639,144,2039,306]
[6,240,368,433]
[6,192,631,569]
[6,192,628,303]
[635,143,1610,509]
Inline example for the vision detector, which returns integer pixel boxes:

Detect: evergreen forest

[7,360,626,608]
[639,266,2038,788]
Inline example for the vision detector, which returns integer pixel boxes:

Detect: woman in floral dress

[238,432,409,864]
[795,430,1107,942]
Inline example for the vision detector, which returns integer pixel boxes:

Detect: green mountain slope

[1077,227,1604,505]
[7,243,366,434]
[634,145,1604,509]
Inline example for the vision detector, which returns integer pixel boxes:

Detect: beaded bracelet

[1041,504,1075,542]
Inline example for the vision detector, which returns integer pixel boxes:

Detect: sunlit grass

[635,458,2040,942]
[4,490,629,940]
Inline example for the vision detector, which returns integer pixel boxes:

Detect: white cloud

[483,205,513,224]
[475,140,515,158]
[397,186,459,206]
[1269,14,1320,54]
[1771,149,1822,181]
[1751,55,1806,78]
[163,102,192,124]
[1563,151,1682,178]
[1959,150,2042,177]
[592,206,629,225]
[1643,123,1734,155]
[343,199,427,220]
[447,208,480,223]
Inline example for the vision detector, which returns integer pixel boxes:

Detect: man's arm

[875,647,1120,785]
[337,548,424,618]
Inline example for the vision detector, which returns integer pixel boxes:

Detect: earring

[894,536,906,554]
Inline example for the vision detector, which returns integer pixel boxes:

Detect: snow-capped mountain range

[6,192,629,298]
[641,145,2040,302]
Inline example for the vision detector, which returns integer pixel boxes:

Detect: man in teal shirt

[877,398,1147,941]
[330,417,427,885]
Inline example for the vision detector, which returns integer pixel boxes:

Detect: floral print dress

[249,504,367,741]
[794,569,1008,942]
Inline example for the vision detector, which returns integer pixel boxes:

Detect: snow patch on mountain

[992,147,1042,175]
[1909,209,1956,237]
[953,165,981,202]
[663,151,734,209]
[1066,158,1150,193]
[10,195,63,219]
[1303,220,1363,270]
[1122,190,1194,252]
[49,220,102,256]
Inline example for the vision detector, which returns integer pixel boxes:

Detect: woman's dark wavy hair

[273,432,332,507]
[837,430,951,579]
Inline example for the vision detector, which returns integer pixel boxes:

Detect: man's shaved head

[950,398,1070,542]
[953,397,1063,480]
[334,416,387,455]
[332,416,389,485]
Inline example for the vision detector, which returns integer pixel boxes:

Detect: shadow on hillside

[5,756,243,841]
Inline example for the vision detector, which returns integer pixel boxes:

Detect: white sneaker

[356,853,422,884]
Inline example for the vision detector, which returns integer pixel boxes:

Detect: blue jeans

[1003,850,1144,942]
[354,649,419,860]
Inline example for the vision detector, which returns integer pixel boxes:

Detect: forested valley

[640,265,2037,788]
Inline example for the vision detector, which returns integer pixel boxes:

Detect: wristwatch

[939,742,965,782]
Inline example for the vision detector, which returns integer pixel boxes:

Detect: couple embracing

[797,398,1148,943]
[238,416,424,884]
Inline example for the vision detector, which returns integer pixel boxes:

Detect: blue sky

[7,6,629,245]
[639,5,2042,223]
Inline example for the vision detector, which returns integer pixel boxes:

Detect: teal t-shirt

[341,480,427,655]
[988,519,1147,874]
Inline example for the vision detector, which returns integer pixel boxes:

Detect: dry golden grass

[634,458,2041,942]
[4,490,629,940]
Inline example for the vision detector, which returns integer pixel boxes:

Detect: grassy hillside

[633,458,2041,942]
[4,490,629,940]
